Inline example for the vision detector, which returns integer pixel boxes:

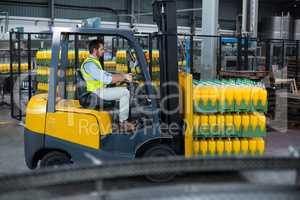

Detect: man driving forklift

[80,39,135,131]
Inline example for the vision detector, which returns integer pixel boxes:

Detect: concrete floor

[0,107,300,176]
[0,108,28,176]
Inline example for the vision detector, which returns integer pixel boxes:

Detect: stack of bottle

[35,49,89,98]
[192,79,267,157]
[193,113,266,137]
[115,50,128,73]
[193,79,268,113]
[103,60,116,72]
[144,49,160,74]
[0,63,30,74]
[192,137,265,157]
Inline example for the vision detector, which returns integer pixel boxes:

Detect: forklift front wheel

[143,144,176,183]
[40,151,71,168]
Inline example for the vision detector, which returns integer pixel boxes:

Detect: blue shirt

[83,56,112,84]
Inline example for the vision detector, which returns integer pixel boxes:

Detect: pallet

[287,120,300,129]
[267,91,300,128]
[219,70,269,80]
[287,57,300,88]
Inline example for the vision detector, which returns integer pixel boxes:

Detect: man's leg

[94,87,130,122]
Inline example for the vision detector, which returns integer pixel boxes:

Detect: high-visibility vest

[80,57,105,92]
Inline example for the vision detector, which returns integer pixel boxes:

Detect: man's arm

[84,62,112,84]
[84,62,132,84]
[111,74,132,84]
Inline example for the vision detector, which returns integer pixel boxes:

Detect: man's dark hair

[88,39,104,54]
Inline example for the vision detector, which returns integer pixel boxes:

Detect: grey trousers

[94,87,130,122]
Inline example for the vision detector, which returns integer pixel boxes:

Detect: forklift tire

[40,151,71,168]
[143,144,176,183]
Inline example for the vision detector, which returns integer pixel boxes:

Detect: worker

[81,39,135,131]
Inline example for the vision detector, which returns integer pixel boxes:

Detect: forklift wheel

[143,144,176,183]
[40,151,71,168]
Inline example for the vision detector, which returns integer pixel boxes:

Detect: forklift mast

[152,0,181,130]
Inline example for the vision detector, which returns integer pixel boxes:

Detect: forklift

[25,0,185,168]
[24,0,265,182]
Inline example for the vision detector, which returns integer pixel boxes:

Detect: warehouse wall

[0,0,237,30]
[219,0,242,30]
[0,0,294,32]
[0,0,49,18]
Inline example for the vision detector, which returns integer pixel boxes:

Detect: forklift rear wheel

[143,144,176,182]
[40,151,71,168]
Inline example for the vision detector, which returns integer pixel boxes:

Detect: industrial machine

[24,0,267,181]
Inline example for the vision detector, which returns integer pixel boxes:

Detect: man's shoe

[119,121,136,132]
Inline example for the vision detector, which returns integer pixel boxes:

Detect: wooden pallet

[265,90,299,121]
[219,70,269,80]
[287,57,300,88]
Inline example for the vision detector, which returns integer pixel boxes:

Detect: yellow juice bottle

[200,115,209,135]
[248,138,257,156]
[260,88,267,108]
[11,64,15,73]
[241,114,250,134]
[219,86,226,111]
[250,113,258,134]
[244,87,251,109]
[193,140,200,156]
[199,139,208,156]
[224,139,232,156]
[233,114,242,134]
[256,138,265,155]
[210,85,218,108]
[240,138,249,156]
[216,139,224,156]
[256,88,263,109]
[2,64,6,73]
[217,114,225,135]
[193,87,201,109]
[209,114,217,134]
[201,86,209,109]
[257,114,266,133]
[225,86,234,108]
[232,138,241,155]
[208,139,216,156]
[193,115,200,135]
[40,50,44,60]
[234,86,242,108]
[225,114,234,135]
[252,87,259,109]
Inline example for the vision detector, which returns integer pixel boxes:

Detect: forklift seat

[75,69,118,115]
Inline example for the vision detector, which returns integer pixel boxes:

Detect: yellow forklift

[24,0,266,181]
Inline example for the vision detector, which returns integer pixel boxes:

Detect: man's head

[88,39,104,58]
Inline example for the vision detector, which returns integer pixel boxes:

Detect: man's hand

[124,73,133,82]
[111,73,133,84]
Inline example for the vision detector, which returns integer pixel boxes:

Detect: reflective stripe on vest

[80,57,105,92]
